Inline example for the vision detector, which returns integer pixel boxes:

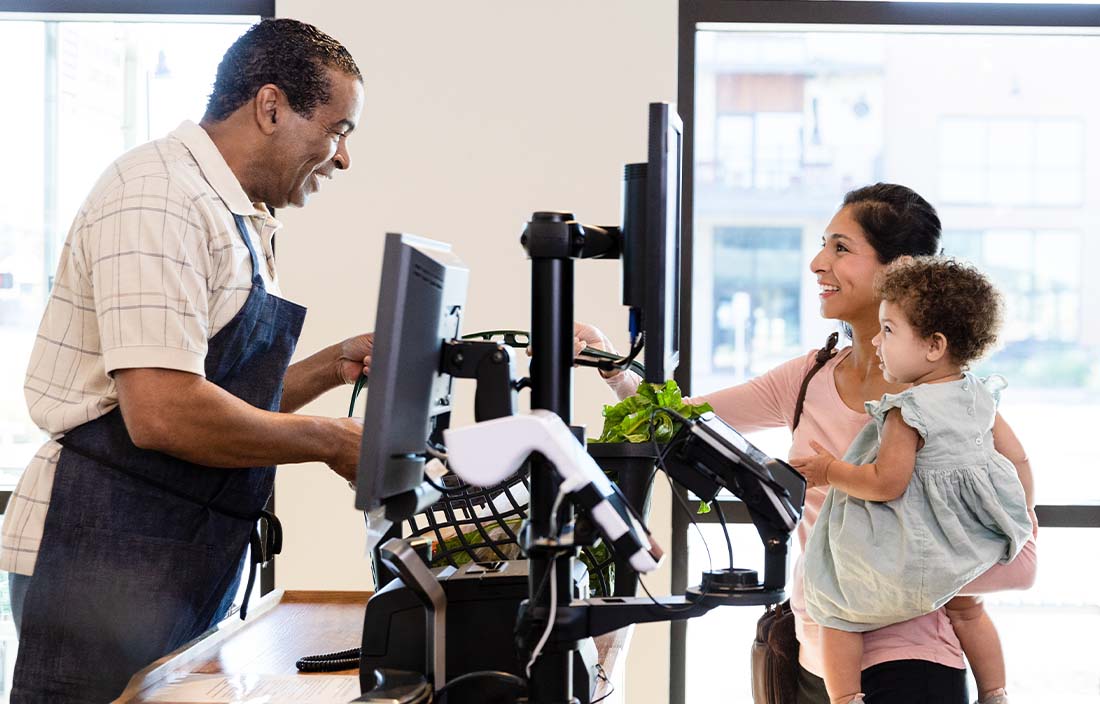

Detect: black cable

[422,472,453,495]
[348,372,367,417]
[616,332,646,371]
[574,345,646,378]
[295,647,360,672]
[436,670,526,702]
[460,329,530,348]
[637,572,700,614]
[591,663,615,703]
[713,501,735,570]
[622,412,715,614]
[653,418,713,574]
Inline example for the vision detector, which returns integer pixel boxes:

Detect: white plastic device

[443,410,662,574]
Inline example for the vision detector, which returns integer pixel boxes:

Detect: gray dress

[803,373,1033,633]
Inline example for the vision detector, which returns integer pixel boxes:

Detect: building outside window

[939,117,1085,207]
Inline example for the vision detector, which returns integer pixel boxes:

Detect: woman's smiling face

[809,205,886,327]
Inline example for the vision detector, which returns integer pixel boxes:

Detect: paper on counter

[145,673,361,703]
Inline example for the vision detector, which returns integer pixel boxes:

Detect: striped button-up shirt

[1,121,283,574]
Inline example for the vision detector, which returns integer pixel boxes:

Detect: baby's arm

[992,412,1035,509]
[791,409,919,502]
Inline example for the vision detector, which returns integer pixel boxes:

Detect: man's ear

[254,84,282,136]
[926,332,948,363]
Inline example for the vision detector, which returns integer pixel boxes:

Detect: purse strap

[792,332,839,431]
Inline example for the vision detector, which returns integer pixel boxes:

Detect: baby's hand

[790,440,836,489]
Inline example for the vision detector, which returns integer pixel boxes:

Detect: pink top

[606,346,1037,676]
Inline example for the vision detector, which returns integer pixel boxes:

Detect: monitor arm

[521,211,621,261]
[441,339,519,421]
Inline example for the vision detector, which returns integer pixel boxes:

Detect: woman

[580,183,1037,703]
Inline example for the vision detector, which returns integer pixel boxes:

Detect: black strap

[240,510,282,620]
[792,332,839,431]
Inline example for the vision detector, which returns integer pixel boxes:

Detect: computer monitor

[621,102,683,384]
[354,232,470,516]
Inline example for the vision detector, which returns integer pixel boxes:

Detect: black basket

[399,444,658,598]
[404,469,530,566]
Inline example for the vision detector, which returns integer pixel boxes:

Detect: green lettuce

[592,380,713,444]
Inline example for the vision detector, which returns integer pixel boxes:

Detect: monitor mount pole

[521,211,620,704]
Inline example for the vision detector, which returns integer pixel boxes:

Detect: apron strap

[239,510,282,620]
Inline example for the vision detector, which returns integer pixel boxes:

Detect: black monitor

[621,102,683,384]
[354,232,469,517]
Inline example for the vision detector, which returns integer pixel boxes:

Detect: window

[945,229,1084,349]
[0,15,256,488]
[678,3,1100,703]
[709,227,803,379]
[940,117,1085,206]
[0,11,261,698]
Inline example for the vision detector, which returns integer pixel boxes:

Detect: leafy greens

[592,379,713,444]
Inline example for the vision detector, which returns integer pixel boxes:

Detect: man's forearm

[117,368,345,468]
[281,343,344,412]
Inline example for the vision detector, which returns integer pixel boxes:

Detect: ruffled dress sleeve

[980,373,1007,408]
[864,388,930,441]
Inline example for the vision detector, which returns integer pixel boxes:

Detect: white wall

[272,2,677,701]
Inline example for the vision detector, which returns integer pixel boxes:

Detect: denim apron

[12,215,306,703]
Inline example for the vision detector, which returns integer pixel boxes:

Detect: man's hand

[325,416,364,482]
[789,440,836,489]
[336,332,374,384]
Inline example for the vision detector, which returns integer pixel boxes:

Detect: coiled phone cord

[295,647,361,673]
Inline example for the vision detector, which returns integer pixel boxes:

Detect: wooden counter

[117,590,629,703]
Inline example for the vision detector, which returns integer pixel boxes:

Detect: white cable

[527,486,568,678]
[548,486,567,536]
[526,559,557,678]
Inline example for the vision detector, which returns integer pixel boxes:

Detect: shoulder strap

[792,332,839,431]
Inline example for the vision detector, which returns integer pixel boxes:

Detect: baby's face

[871,300,934,384]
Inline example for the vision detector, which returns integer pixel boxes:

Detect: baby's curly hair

[874,256,1003,367]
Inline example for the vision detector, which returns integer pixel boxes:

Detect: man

[2,19,370,702]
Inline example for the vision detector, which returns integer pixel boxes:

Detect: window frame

[0,1,272,15]
[675,3,1100,703]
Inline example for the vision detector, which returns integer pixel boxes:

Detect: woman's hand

[528,323,622,374]
[574,322,616,355]
[574,322,624,379]
[790,440,836,489]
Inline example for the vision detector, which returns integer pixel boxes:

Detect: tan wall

[272,2,677,701]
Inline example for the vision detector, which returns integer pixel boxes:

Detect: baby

[791,257,1035,704]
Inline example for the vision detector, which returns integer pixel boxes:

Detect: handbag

[751,600,800,704]
[750,333,838,704]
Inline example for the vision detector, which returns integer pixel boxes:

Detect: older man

[3,19,369,702]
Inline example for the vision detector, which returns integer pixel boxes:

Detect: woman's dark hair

[204,18,361,122]
[841,183,941,263]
